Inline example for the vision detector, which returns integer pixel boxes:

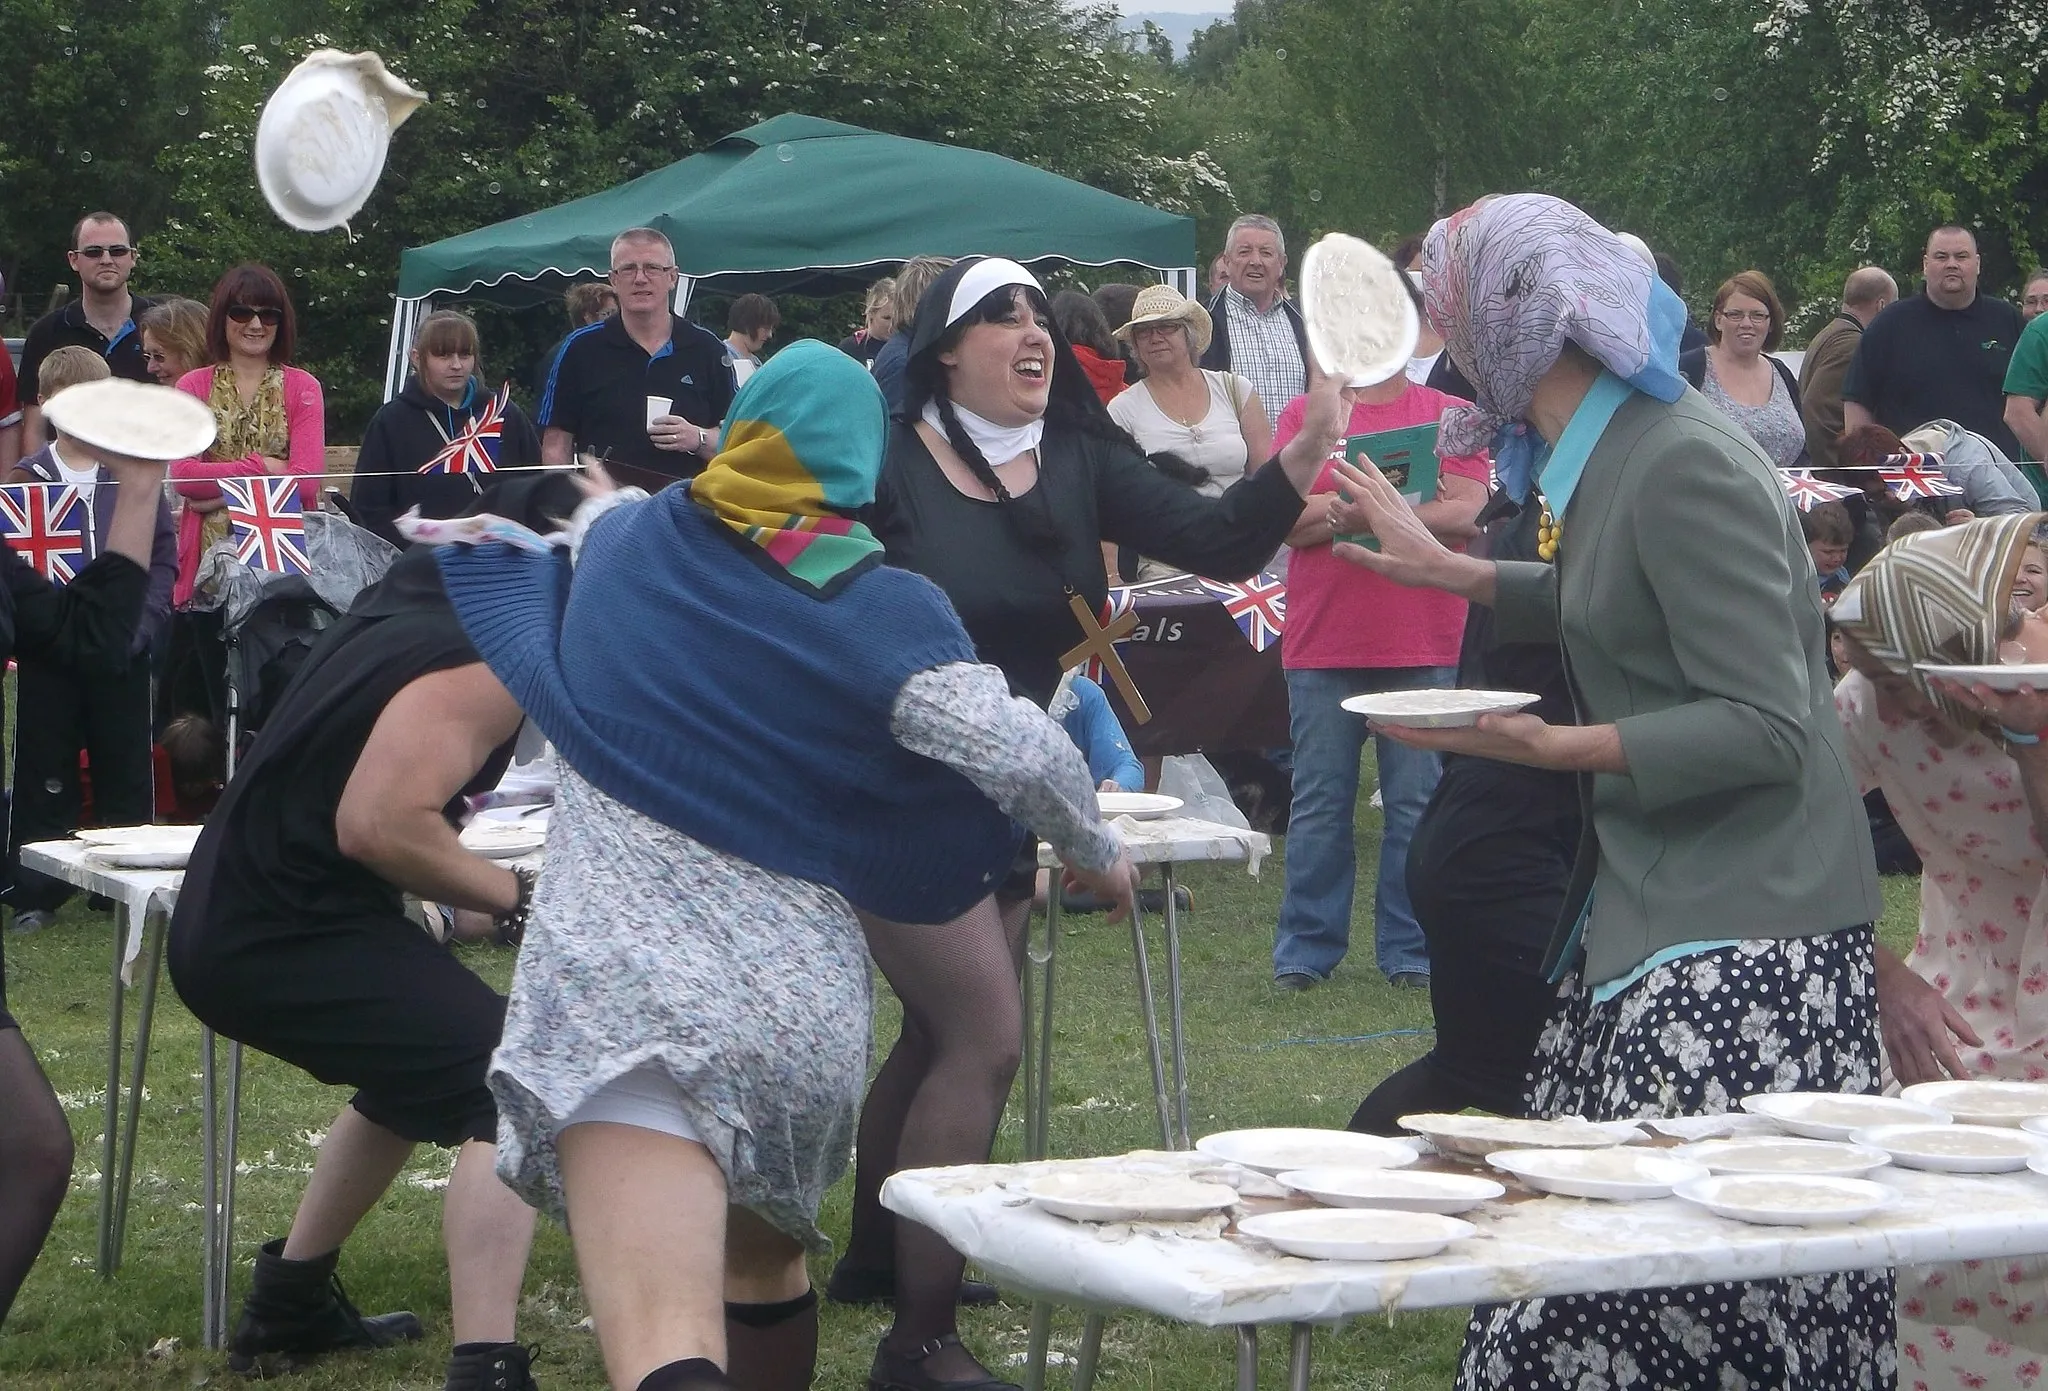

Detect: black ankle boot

[226,1238,423,1375]
[445,1341,539,1391]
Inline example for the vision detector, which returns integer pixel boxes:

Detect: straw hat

[1114,284,1213,355]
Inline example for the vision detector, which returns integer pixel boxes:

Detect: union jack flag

[1082,586,1137,684]
[1776,470,1861,512]
[1879,453,1962,502]
[220,476,311,576]
[1198,572,1288,652]
[0,483,87,583]
[419,383,511,475]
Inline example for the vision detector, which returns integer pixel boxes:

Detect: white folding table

[884,1151,2048,1391]
[1017,814,1268,1385]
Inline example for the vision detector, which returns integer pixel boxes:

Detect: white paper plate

[2028,1152,2048,1178]
[74,825,203,849]
[256,50,426,231]
[1850,1123,2048,1173]
[1019,1171,1236,1223]
[1900,1080,2048,1128]
[1237,1208,1472,1262]
[87,847,192,870]
[41,379,217,461]
[1399,1113,1640,1159]
[1487,1147,1708,1200]
[1277,1166,1504,1215]
[459,823,546,859]
[1096,792,1182,821]
[2022,1116,2048,1142]
[1195,1128,1419,1176]
[1300,233,1421,389]
[77,823,201,869]
[1916,663,2048,692]
[1674,1174,1895,1227]
[1341,690,1541,730]
[1739,1092,1951,1141]
[1677,1138,1891,1178]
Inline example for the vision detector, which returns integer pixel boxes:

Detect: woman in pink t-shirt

[1270,375,1488,988]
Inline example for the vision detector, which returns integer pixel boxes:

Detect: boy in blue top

[1050,669,1141,793]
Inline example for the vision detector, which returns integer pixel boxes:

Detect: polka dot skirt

[1457,927,1898,1390]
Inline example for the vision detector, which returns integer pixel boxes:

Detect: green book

[1336,422,1441,550]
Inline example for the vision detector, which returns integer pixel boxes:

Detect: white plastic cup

[645,395,673,430]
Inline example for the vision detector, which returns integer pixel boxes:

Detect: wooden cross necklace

[1059,593,1153,724]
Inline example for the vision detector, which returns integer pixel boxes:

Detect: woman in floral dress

[1833,511,2048,1391]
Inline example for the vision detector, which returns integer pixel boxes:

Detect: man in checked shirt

[1201,213,1309,431]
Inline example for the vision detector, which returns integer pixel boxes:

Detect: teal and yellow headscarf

[688,338,887,595]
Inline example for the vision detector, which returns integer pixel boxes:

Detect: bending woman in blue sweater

[430,342,1137,1391]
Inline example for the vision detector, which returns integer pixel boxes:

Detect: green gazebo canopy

[395,113,1198,300]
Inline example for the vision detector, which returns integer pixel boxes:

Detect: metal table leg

[201,1028,221,1348]
[110,910,165,1269]
[1026,892,1061,1162]
[96,900,130,1276]
[1161,864,1191,1149]
[1236,1325,1259,1391]
[1070,1313,1105,1391]
[1023,1301,1053,1391]
[217,1042,244,1329]
[1128,905,1173,1151]
[1287,1323,1313,1391]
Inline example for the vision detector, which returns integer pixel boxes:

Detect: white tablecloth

[1037,815,1270,874]
[882,1151,2048,1328]
[19,838,546,984]
[21,840,183,979]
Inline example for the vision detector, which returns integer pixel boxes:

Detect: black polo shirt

[1841,290,2026,458]
[536,313,735,489]
[17,295,158,405]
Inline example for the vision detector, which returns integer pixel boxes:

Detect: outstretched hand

[1876,951,1980,1085]
[1326,456,1469,591]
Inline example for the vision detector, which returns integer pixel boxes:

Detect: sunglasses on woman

[226,305,285,327]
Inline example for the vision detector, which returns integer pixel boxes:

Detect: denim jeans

[1274,665,1454,982]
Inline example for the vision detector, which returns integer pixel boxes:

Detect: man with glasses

[536,227,735,491]
[17,211,156,449]
[1842,224,2026,459]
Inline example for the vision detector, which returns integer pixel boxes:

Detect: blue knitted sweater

[437,489,1021,923]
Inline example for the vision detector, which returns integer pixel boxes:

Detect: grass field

[0,777,1925,1390]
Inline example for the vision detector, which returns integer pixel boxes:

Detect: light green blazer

[1493,389,1883,986]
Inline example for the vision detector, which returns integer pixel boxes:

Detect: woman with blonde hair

[840,278,895,371]
[872,255,955,413]
[139,297,209,386]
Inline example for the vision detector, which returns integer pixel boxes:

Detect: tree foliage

[10,0,1216,431]
[1165,0,2046,327]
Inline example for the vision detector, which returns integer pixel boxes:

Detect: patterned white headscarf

[1422,194,1687,464]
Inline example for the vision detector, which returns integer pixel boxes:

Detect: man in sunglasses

[17,211,157,448]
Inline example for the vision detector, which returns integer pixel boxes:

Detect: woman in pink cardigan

[170,264,324,605]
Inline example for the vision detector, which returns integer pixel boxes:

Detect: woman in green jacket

[1332,193,1891,1390]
